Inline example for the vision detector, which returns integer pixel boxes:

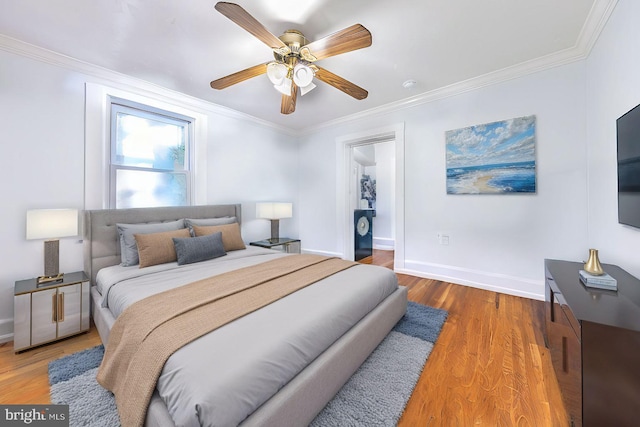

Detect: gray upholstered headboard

[83,204,241,285]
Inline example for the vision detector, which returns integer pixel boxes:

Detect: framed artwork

[446,115,536,194]
[360,174,376,208]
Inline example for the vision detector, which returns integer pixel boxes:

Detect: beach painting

[446,115,536,194]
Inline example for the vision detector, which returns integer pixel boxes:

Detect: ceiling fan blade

[210,63,267,90]
[315,67,368,100]
[302,24,372,61]
[281,84,298,115]
[215,2,287,50]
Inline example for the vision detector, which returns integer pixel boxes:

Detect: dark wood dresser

[544,259,640,427]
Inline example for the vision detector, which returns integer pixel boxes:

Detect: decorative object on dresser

[256,202,292,242]
[249,237,301,254]
[580,249,617,290]
[578,270,617,290]
[14,271,90,353]
[544,259,640,427]
[26,209,79,285]
[583,248,604,275]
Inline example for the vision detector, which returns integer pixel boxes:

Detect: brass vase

[584,249,604,276]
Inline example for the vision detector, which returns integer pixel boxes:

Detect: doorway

[352,141,395,261]
[336,123,405,269]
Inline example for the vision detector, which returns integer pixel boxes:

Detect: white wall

[585,0,640,278]
[204,114,299,242]
[299,61,589,299]
[0,51,86,341]
[0,48,297,340]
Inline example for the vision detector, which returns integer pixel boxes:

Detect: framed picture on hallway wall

[445,115,537,194]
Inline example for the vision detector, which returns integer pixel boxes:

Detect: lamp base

[269,219,280,242]
[44,239,60,277]
[37,273,64,286]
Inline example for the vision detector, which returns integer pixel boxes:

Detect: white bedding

[96,247,399,427]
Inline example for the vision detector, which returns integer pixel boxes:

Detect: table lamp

[256,202,292,242]
[26,209,79,285]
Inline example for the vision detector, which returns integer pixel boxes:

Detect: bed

[83,204,407,427]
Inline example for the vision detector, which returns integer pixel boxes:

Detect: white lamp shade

[26,209,79,240]
[293,63,314,88]
[274,78,292,96]
[256,203,293,220]
[299,82,316,96]
[266,62,288,85]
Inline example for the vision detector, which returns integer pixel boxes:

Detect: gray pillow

[173,232,226,265]
[185,217,237,236]
[117,219,185,266]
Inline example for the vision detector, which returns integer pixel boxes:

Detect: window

[85,83,207,209]
[110,99,193,209]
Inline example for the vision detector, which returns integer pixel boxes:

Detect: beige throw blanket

[97,254,356,427]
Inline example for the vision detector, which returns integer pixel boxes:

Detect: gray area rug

[49,301,447,426]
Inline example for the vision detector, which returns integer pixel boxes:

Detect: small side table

[250,238,301,254]
[14,271,90,352]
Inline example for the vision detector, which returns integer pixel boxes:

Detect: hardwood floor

[0,328,101,404]
[362,249,567,426]
[0,250,568,426]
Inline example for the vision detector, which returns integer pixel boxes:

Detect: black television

[617,102,640,228]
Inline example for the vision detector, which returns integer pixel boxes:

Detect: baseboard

[0,318,13,344]
[301,248,344,258]
[373,237,394,250]
[397,260,544,301]
[298,251,543,300]
[373,244,394,251]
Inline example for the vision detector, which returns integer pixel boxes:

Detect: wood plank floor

[0,328,102,404]
[360,249,567,426]
[0,250,568,426]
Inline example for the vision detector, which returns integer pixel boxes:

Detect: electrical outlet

[437,233,449,245]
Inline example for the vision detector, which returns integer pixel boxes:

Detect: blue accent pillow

[173,232,226,265]
[117,220,185,267]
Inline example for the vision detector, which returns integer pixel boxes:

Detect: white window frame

[109,98,194,209]
[85,83,207,210]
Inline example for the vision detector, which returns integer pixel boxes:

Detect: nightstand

[250,238,301,254]
[14,271,90,352]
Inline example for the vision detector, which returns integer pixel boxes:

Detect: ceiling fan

[209,2,372,115]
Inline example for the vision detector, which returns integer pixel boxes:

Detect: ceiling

[0,0,612,131]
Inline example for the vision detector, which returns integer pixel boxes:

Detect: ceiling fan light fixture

[299,81,316,96]
[292,63,314,88]
[274,78,292,96]
[211,3,372,113]
[266,62,288,85]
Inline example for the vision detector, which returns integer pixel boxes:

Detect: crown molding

[0,34,297,137]
[576,0,618,54]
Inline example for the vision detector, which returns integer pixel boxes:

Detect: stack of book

[579,270,618,290]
